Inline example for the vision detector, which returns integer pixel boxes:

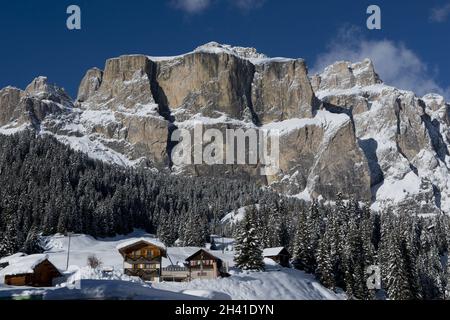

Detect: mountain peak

[312,59,382,92]
[24,76,72,105]
[194,42,268,61]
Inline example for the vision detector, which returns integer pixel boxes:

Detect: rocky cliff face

[1,42,448,213]
[315,60,450,213]
[0,77,71,129]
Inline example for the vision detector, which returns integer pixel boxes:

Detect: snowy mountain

[0,42,449,214]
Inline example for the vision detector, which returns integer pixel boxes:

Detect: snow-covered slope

[155,269,344,300]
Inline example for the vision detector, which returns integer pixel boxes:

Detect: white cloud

[313,27,450,99]
[170,0,211,13]
[430,3,450,22]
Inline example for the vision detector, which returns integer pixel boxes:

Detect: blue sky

[0,0,449,99]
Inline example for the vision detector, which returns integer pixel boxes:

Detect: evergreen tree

[234,206,265,271]
[292,208,308,270]
[316,227,335,289]
[157,209,177,246]
[380,217,415,300]
[418,226,445,300]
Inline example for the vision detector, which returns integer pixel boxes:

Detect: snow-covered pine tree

[292,208,308,271]
[267,208,282,248]
[316,227,335,289]
[418,226,445,300]
[304,201,320,273]
[0,210,19,257]
[157,209,177,246]
[22,228,44,254]
[380,217,415,300]
[182,210,207,247]
[256,205,270,248]
[234,206,265,271]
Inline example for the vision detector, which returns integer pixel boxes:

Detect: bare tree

[87,255,103,269]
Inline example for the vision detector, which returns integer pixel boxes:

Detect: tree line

[232,198,450,300]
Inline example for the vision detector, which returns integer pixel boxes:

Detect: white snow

[51,134,135,167]
[0,253,27,266]
[155,269,344,300]
[0,123,29,135]
[147,42,294,67]
[263,248,286,257]
[316,84,388,100]
[79,109,116,127]
[375,171,422,203]
[261,109,350,137]
[116,237,167,251]
[175,113,252,129]
[220,205,260,225]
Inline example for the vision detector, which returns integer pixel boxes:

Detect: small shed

[1,254,61,287]
[263,247,291,268]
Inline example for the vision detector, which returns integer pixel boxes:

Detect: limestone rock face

[0,77,72,128]
[81,55,156,110]
[25,76,73,106]
[307,120,371,201]
[312,59,381,92]
[69,55,170,167]
[118,113,169,165]
[77,68,103,103]
[154,51,255,121]
[251,59,319,124]
[0,87,23,126]
[267,111,372,201]
[315,61,450,213]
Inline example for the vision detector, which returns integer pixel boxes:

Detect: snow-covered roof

[0,254,49,276]
[0,252,27,265]
[263,247,287,257]
[116,237,167,251]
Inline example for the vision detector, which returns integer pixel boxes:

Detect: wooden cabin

[117,238,167,282]
[263,247,291,267]
[1,254,61,287]
[185,249,223,280]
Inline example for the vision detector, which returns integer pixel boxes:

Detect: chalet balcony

[124,257,161,264]
[124,268,160,281]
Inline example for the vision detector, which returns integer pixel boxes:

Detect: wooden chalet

[263,247,291,267]
[117,238,167,282]
[185,249,224,280]
[1,254,61,287]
